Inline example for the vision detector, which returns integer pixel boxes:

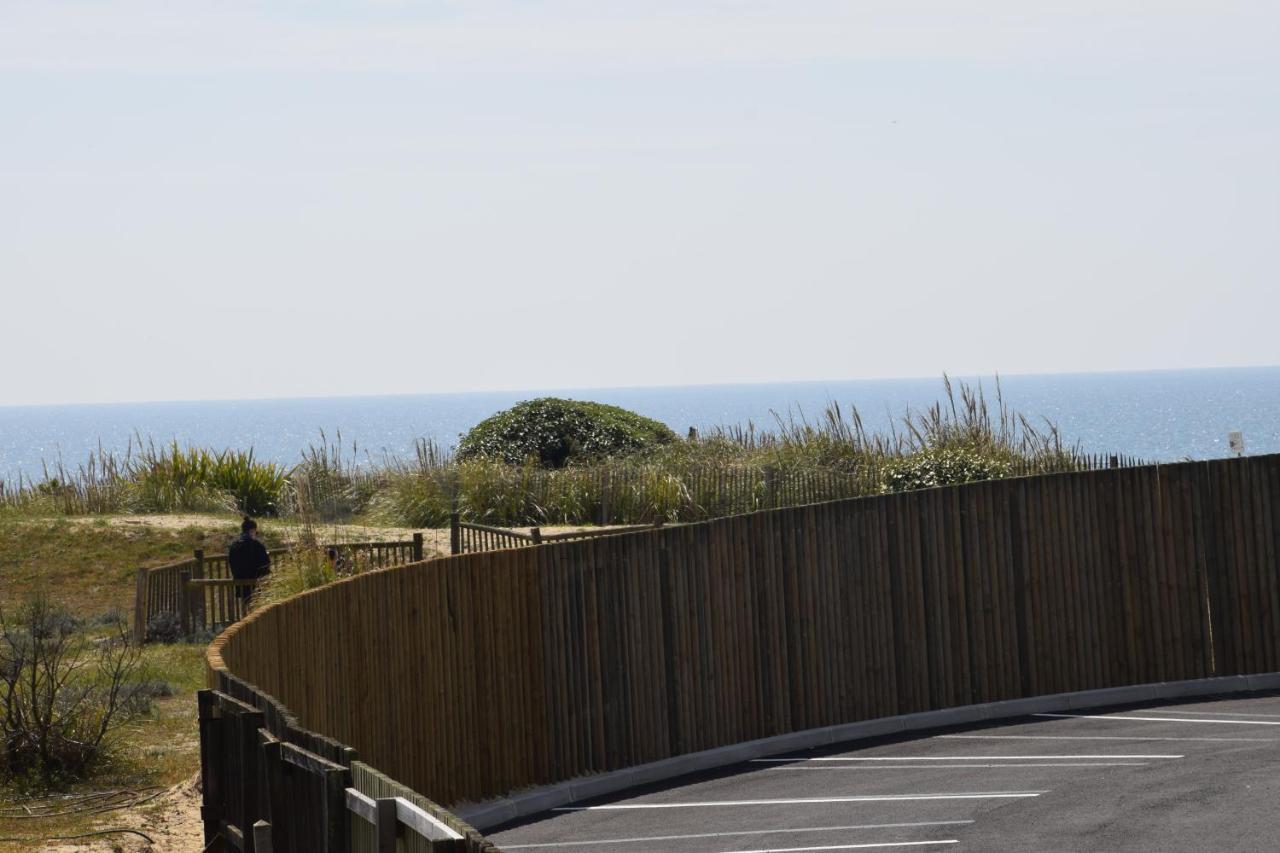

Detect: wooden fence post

[531,527,543,545]
[259,732,289,853]
[450,514,461,555]
[322,766,351,853]
[178,568,192,637]
[134,567,148,644]
[236,703,265,853]
[192,549,206,633]
[197,691,223,846]
[252,821,273,853]
[375,797,398,853]
[412,532,424,562]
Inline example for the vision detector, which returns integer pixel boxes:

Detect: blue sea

[1,368,1277,482]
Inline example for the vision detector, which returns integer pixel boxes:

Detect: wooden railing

[134,535,424,642]
[205,454,1280,852]
[448,513,666,555]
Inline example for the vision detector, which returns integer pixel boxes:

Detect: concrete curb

[457,672,1280,830]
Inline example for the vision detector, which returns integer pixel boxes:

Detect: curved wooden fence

[136,535,423,642]
[204,454,1280,851]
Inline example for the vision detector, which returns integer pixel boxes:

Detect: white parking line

[497,821,975,849]
[752,755,1181,761]
[729,843,958,852]
[1036,713,1280,726]
[940,734,1274,742]
[1141,709,1280,719]
[552,792,1045,810]
[765,762,1147,769]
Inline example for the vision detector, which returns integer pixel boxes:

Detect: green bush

[457,398,677,468]
[882,447,1015,493]
[126,442,290,516]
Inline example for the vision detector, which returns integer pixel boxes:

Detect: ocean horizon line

[1,364,1276,412]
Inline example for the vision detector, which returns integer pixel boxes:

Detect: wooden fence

[448,513,666,555]
[437,452,1144,528]
[200,671,492,853]
[205,454,1280,851]
[136,535,424,643]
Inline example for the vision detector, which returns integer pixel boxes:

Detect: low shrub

[0,595,150,788]
[144,611,184,644]
[457,398,677,468]
[127,442,290,516]
[882,447,1015,492]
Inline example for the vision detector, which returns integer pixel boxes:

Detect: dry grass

[0,515,265,616]
[0,514,426,852]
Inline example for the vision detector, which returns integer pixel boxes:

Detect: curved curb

[458,671,1280,830]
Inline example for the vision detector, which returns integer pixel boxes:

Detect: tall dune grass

[0,436,289,517]
[1,378,1113,526]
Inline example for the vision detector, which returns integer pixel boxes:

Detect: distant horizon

[3,368,1277,479]
[3,363,1277,411]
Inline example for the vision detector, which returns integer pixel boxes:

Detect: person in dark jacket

[228,516,270,605]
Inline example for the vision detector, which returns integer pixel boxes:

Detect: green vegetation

[0,517,283,616]
[0,518,242,846]
[130,443,290,516]
[2,439,290,518]
[1,378,1098,530]
[457,398,678,467]
[883,447,1014,491]
[354,379,1089,526]
[0,596,149,789]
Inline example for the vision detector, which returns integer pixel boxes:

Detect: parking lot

[490,693,1280,852]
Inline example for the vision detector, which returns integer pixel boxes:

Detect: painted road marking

[765,762,1148,769]
[498,821,975,849]
[552,792,1046,810]
[728,843,958,853]
[1141,709,1280,719]
[939,734,1274,743]
[752,755,1182,761]
[1036,713,1280,726]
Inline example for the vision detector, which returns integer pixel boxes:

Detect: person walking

[228,516,270,609]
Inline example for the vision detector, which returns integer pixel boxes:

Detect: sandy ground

[72,514,610,560]
[75,513,426,540]
[4,776,203,852]
[67,513,452,557]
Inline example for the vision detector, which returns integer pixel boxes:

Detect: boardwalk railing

[135,534,424,643]
[448,513,665,555]
[205,454,1280,852]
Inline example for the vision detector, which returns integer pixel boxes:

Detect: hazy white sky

[2,1,1277,406]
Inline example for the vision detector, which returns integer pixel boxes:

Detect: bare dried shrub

[0,596,150,789]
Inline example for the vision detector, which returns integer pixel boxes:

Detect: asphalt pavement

[489,692,1280,852]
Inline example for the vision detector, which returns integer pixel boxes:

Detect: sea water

[1,367,1276,481]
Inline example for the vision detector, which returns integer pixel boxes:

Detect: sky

[2,1,1277,406]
